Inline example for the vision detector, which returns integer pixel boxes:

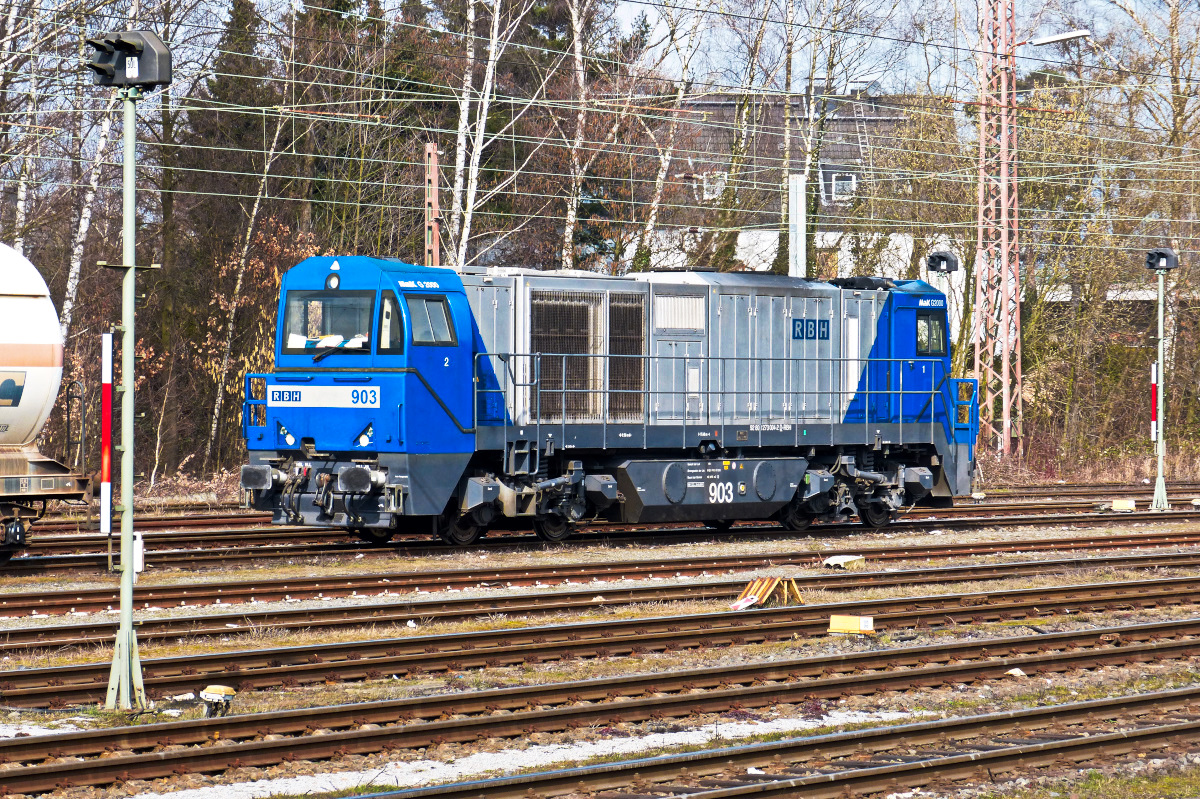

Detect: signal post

[1146,247,1178,512]
[85,30,172,711]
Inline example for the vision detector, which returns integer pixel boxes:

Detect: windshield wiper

[313,341,355,363]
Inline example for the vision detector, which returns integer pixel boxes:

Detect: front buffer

[240,372,472,542]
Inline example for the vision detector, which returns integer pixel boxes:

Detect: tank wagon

[240,257,979,544]
[0,244,90,561]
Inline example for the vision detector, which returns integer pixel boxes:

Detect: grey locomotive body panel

[463,268,897,445]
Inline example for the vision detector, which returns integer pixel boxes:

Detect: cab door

[892,301,948,424]
[400,290,475,454]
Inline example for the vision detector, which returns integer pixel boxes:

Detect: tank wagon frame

[0,244,92,562]
[241,258,978,544]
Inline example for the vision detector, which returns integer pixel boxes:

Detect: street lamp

[1146,247,1179,511]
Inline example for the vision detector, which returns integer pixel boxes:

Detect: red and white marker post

[100,332,113,537]
[1151,362,1158,443]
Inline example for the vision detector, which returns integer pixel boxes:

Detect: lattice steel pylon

[973,0,1022,457]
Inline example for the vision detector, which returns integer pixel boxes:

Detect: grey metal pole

[1151,268,1169,511]
[105,86,146,710]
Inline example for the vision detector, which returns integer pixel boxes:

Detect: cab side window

[377,290,404,354]
[407,295,457,345]
[916,311,947,356]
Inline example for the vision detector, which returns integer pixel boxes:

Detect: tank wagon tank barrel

[0,244,91,562]
[240,258,979,545]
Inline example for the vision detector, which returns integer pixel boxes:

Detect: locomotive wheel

[533,516,574,543]
[703,519,735,531]
[858,503,892,528]
[353,528,394,545]
[439,514,482,546]
[0,550,12,564]
[778,505,813,532]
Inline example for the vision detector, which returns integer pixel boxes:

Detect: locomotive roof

[288,257,942,298]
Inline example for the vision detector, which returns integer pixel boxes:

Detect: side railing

[948,377,980,461]
[474,352,973,451]
[242,374,268,442]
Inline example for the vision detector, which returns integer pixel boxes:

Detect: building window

[700,171,727,201]
[830,173,857,202]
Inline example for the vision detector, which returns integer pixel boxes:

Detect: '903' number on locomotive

[707,481,735,504]
[351,388,379,405]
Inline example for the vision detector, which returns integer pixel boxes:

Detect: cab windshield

[283,290,374,355]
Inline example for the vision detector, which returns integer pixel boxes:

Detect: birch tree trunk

[456,0,526,267]
[770,0,797,274]
[59,96,118,342]
[634,3,705,271]
[202,113,285,474]
[558,0,594,271]
[446,0,476,264]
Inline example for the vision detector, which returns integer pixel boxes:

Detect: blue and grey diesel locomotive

[239,257,979,544]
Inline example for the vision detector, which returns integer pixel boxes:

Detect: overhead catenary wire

[2,0,1199,267]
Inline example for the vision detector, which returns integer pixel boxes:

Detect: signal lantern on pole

[84,31,172,88]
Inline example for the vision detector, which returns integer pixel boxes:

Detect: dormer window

[831,173,857,202]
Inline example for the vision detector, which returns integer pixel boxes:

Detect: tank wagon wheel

[439,513,483,546]
[858,503,892,529]
[353,528,395,546]
[703,519,735,531]
[533,516,575,543]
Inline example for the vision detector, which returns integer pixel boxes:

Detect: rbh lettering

[792,319,830,340]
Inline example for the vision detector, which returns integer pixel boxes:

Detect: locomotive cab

[242,257,476,541]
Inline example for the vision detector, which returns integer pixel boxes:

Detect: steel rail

[26,495,1196,552]
[8,529,1200,616]
[7,573,1200,706]
[5,550,1200,651]
[2,618,1200,793]
[371,687,1200,799]
[10,509,1200,574]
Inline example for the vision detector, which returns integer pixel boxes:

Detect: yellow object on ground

[828,614,875,635]
[1111,498,1136,512]
[730,576,804,610]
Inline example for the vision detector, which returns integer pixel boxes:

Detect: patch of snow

[0,720,82,738]
[136,709,921,799]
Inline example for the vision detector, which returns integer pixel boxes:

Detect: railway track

[24,494,1200,554]
[5,550,1200,652]
[7,527,1200,616]
[7,572,1200,707]
[10,508,1200,575]
[380,686,1200,799]
[2,617,1199,794]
